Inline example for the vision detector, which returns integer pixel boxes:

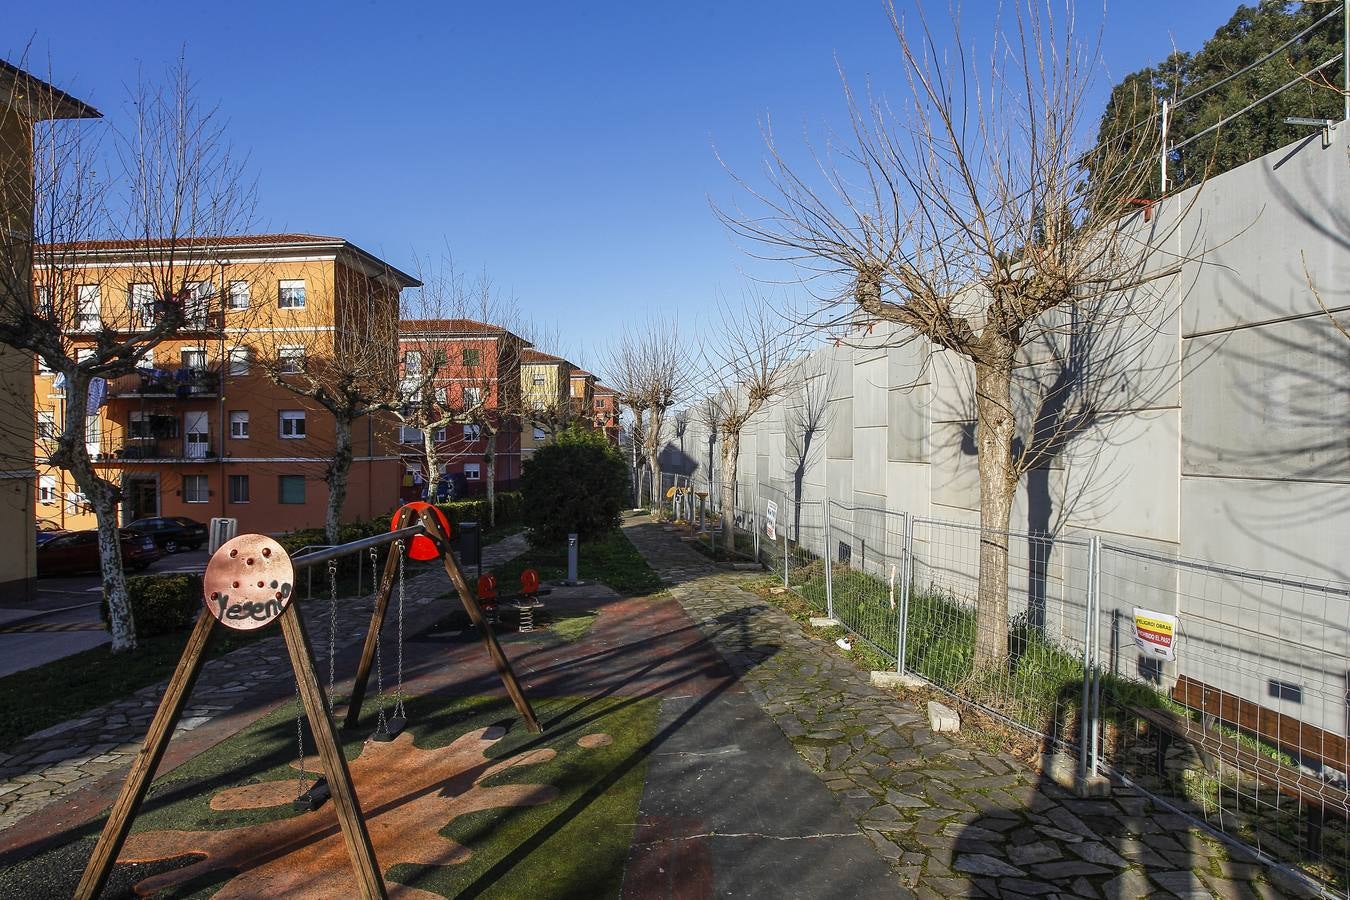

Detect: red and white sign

[1132,607,1178,661]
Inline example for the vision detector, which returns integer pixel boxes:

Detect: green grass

[0,693,658,899]
[491,529,663,597]
[687,528,758,563]
[0,627,267,754]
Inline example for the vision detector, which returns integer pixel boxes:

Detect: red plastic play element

[477,573,498,601]
[520,569,540,596]
[392,502,452,561]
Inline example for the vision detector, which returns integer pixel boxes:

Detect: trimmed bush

[521,427,630,547]
[101,574,203,638]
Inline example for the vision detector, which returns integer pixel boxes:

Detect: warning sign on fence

[765,500,777,541]
[1132,608,1178,661]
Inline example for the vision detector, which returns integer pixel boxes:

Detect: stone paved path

[621,518,1310,900]
[0,532,528,831]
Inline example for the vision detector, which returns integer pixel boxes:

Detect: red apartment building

[395,319,528,501]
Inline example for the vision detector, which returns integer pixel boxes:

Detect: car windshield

[171,518,198,526]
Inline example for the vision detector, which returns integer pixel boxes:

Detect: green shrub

[521,427,630,547]
[101,574,203,637]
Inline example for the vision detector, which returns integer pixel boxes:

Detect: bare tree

[703,297,799,551]
[256,262,409,544]
[605,317,689,511]
[718,1,1184,670]
[0,58,255,652]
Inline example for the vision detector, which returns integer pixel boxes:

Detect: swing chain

[295,678,307,793]
[393,540,406,720]
[372,546,388,736]
[326,559,339,712]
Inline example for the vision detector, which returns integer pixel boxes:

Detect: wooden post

[278,602,387,898]
[75,609,217,900]
[343,508,414,730]
[415,509,542,733]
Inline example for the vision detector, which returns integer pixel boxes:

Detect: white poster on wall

[765,499,777,541]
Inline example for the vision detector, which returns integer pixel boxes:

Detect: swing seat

[293,777,330,811]
[372,717,407,742]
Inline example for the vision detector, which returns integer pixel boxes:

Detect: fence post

[1088,536,1103,778]
[1078,537,1096,786]
[824,499,835,620]
[783,526,790,589]
[897,513,913,674]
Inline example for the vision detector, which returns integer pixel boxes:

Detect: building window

[404,350,422,375]
[228,280,250,309]
[35,285,52,318]
[532,374,546,386]
[37,411,57,440]
[185,281,212,327]
[279,475,306,504]
[399,425,421,444]
[229,411,250,439]
[181,348,207,371]
[279,279,306,309]
[463,424,481,442]
[39,475,56,505]
[183,474,209,503]
[463,387,484,407]
[37,353,54,376]
[228,348,251,375]
[462,348,481,367]
[433,427,447,443]
[533,426,546,441]
[279,346,305,374]
[464,463,481,481]
[229,475,250,503]
[77,284,101,331]
[280,410,306,439]
[130,283,156,327]
[595,399,605,409]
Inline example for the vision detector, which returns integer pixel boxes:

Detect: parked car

[36,529,163,575]
[123,516,208,553]
[36,517,62,532]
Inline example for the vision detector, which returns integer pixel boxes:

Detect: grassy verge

[0,627,266,753]
[489,529,663,598]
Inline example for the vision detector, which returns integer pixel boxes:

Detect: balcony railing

[107,366,221,399]
[99,436,218,462]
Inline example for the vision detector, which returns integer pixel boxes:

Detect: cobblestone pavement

[0,533,528,831]
[621,518,1310,900]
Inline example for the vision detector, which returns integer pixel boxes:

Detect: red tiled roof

[592,383,618,395]
[521,349,566,364]
[400,318,508,335]
[43,233,343,252]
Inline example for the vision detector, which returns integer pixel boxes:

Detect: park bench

[1128,676,1349,848]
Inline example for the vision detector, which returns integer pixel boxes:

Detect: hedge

[101,573,203,638]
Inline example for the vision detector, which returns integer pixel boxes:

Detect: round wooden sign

[203,534,296,631]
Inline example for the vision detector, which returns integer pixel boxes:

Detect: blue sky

[8,1,1234,372]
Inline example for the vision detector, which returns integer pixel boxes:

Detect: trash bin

[459,521,482,570]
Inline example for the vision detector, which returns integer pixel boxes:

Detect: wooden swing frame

[75,505,540,900]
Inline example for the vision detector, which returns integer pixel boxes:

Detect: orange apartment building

[34,234,418,534]
[1,61,100,599]
[395,318,527,501]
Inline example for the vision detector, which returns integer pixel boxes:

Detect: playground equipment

[75,502,540,900]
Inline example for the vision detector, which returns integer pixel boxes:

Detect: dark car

[36,529,163,575]
[123,516,208,553]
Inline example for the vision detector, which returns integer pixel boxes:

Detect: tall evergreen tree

[1091,1,1344,195]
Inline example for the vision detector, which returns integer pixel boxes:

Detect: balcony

[103,436,219,463]
[107,365,221,399]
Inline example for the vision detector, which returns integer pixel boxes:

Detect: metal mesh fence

[906,517,1092,750]
[825,501,904,661]
[1094,544,1350,896]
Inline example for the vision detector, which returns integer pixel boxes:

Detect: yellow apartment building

[33,234,417,534]
[0,61,99,598]
[519,349,574,459]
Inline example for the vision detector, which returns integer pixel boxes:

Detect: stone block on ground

[927,700,960,733]
[809,617,839,628]
[871,671,927,690]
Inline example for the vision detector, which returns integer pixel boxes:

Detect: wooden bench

[1127,676,1349,849]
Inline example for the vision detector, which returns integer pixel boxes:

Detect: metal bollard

[566,533,579,585]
